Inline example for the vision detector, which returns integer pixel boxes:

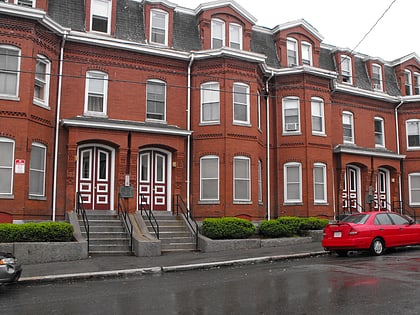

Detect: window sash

[311,99,324,133]
[233,83,249,123]
[409,174,420,205]
[405,71,412,95]
[287,39,297,66]
[86,72,107,114]
[340,56,352,83]
[29,144,46,196]
[229,24,242,49]
[201,83,220,123]
[234,157,250,201]
[151,10,167,45]
[146,81,166,120]
[34,56,50,104]
[374,118,384,146]
[314,164,326,203]
[0,47,19,96]
[0,139,14,195]
[407,121,420,148]
[200,157,219,201]
[211,20,225,49]
[372,65,382,89]
[342,113,354,143]
[285,163,301,202]
[283,98,300,132]
[91,0,111,33]
[301,42,312,65]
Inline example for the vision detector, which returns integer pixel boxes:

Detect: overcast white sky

[174,0,418,62]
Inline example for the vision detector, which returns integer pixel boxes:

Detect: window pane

[201,157,219,200]
[29,144,46,196]
[0,47,19,96]
[234,158,250,200]
[233,84,249,123]
[147,81,165,120]
[0,140,13,194]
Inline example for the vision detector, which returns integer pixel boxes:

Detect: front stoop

[79,210,132,256]
[143,212,196,252]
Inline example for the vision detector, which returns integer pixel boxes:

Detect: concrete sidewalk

[18,241,326,284]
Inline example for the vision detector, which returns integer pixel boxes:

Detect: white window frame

[84,71,108,116]
[33,55,50,107]
[146,79,166,121]
[311,97,325,135]
[233,82,250,125]
[342,111,354,144]
[0,137,15,196]
[301,41,312,66]
[406,119,420,149]
[229,23,242,49]
[257,91,261,130]
[211,19,225,49]
[4,0,35,7]
[404,70,412,96]
[150,9,168,46]
[233,156,251,202]
[414,72,420,95]
[340,55,352,84]
[374,117,385,148]
[200,82,220,124]
[258,159,263,204]
[313,163,327,204]
[409,173,420,206]
[287,37,298,66]
[282,97,300,134]
[284,162,302,203]
[90,0,112,34]
[29,142,46,197]
[372,63,383,91]
[0,44,20,99]
[200,155,219,202]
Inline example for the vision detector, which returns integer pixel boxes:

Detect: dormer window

[301,42,312,66]
[405,70,413,95]
[372,64,383,91]
[287,38,298,66]
[415,73,420,95]
[150,9,168,45]
[229,23,242,49]
[340,55,352,84]
[211,19,225,49]
[90,0,111,34]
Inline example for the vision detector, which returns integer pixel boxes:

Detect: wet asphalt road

[1,247,420,315]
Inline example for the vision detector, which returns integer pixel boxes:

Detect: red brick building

[1,0,419,222]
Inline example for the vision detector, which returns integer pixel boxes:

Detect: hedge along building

[0,0,419,222]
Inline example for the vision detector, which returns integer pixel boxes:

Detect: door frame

[76,143,115,210]
[343,165,362,212]
[375,168,391,210]
[137,148,172,212]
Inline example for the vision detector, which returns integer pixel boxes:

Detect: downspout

[52,32,68,221]
[186,54,194,213]
[265,71,274,220]
[395,99,404,210]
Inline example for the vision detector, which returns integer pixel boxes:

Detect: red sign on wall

[15,159,25,174]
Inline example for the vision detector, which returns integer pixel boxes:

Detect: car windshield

[341,214,370,224]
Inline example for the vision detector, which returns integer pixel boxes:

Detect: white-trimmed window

[0,137,14,196]
[287,38,298,66]
[200,155,219,201]
[342,111,354,144]
[407,119,420,149]
[374,117,385,147]
[404,70,412,96]
[29,142,46,197]
[301,42,312,66]
[229,23,242,49]
[372,64,383,91]
[146,79,166,121]
[84,71,108,116]
[201,82,220,123]
[257,91,261,130]
[284,162,302,203]
[211,19,225,49]
[0,45,20,98]
[283,97,300,133]
[314,163,327,203]
[90,0,112,34]
[33,55,50,107]
[234,156,250,202]
[233,83,250,124]
[3,0,35,7]
[311,97,325,135]
[409,173,420,205]
[150,9,168,45]
[414,73,420,95]
[258,159,263,203]
[340,55,352,84]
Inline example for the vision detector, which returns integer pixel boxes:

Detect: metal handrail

[393,200,417,221]
[338,198,365,220]
[140,194,159,239]
[76,192,89,251]
[117,193,133,252]
[173,194,199,250]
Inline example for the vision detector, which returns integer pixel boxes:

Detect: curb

[17,251,327,284]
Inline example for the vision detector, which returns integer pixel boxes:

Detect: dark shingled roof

[250,30,279,68]
[319,48,335,72]
[115,0,145,43]
[47,0,85,31]
[173,12,201,51]
[384,65,400,96]
[354,57,372,90]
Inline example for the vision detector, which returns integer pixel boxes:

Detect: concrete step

[159,236,195,244]
[82,225,127,233]
[81,232,128,239]
[89,238,130,246]
[88,244,132,252]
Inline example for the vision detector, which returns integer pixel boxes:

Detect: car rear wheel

[370,238,385,256]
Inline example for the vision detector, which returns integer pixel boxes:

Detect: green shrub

[0,222,74,242]
[275,216,305,235]
[258,220,294,237]
[300,217,329,230]
[202,217,256,239]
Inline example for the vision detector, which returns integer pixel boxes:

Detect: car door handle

[379,228,384,231]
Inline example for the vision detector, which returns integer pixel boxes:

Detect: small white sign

[15,159,25,174]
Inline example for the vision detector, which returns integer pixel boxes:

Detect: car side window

[388,213,409,225]
[374,213,393,225]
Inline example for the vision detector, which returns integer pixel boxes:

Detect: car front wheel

[370,238,385,256]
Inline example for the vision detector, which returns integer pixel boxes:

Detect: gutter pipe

[186,54,194,212]
[266,71,274,220]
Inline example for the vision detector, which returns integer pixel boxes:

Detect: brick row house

[1,0,420,223]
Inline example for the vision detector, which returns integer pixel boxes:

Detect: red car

[322,211,420,256]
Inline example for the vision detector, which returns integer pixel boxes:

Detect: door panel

[342,166,361,213]
[138,151,168,211]
[374,169,389,211]
[78,147,111,210]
